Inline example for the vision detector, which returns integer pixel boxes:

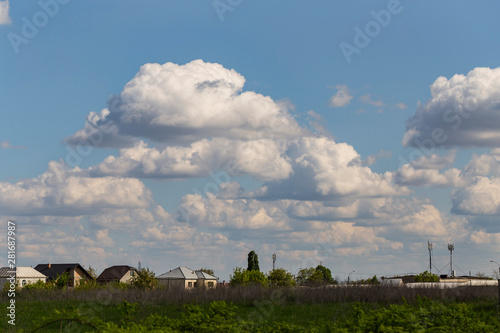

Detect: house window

[130,271,135,276]
[188,282,192,287]
[22,280,27,286]
[208,282,214,288]
[194,282,198,287]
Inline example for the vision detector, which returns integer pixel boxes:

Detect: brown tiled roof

[97,265,136,283]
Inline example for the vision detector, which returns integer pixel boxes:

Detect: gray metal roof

[0,267,47,278]
[157,266,217,280]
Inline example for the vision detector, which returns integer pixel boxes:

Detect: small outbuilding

[97,265,138,284]
[35,263,94,287]
[0,267,47,289]
[157,266,218,289]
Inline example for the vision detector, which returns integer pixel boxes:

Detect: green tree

[247,251,260,271]
[295,268,316,285]
[130,267,158,289]
[295,266,336,285]
[315,265,334,284]
[369,275,380,284]
[268,268,296,287]
[229,267,267,287]
[22,279,55,290]
[414,271,440,282]
[55,272,71,289]
[352,275,380,285]
[86,265,98,279]
[199,267,215,276]
[76,265,99,289]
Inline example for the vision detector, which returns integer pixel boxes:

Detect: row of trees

[229,251,338,287]
[229,265,337,287]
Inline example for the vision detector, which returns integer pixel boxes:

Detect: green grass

[1,286,500,332]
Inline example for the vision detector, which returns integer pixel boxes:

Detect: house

[34,263,94,287]
[157,266,218,289]
[0,267,47,289]
[97,265,138,284]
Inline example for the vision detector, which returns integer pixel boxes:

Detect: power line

[453,263,468,276]
[432,264,444,275]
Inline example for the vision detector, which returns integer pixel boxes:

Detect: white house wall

[157,278,218,289]
[119,270,136,283]
[0,277,46,289]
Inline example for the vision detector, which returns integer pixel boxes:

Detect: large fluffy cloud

[462,149,500,178]
[90,138,292,181]
[394,152,464,187]
[66,60,305,148]
[403,67,500,148]
[178,192,292,230]
[452,177,500,216]
[250,136,407,200]
[0,161,152,216]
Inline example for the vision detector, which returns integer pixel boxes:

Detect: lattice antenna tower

[447,243,454,276]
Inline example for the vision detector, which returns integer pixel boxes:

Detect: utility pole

[491,260,500,305]
[428,241,433,273]
[448,243,454,276]
[348,270,355,285]
[272,254,276,271]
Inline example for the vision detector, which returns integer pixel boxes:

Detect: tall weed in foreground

[7,284,499,305]
[331,297,500,332]
[22,297,500,332]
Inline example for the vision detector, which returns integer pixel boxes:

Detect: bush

[55,272,71,289]
[199,268,215,276]
[22,279,55,291]
[353,275,380,285]
[129,267,158,289]
[75,277,101,290]
[296,265,336,285]
[229,267,268,287]
[414,271,440,282]
[267,268,296,287]
[295,267,316,285]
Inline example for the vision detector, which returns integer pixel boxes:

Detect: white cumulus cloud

[66,60,305,148]
[250,136,408,200]
[403,67,500,148]
[329,84,353,107]
[394,152,464,187]
[90,138,292,181]
[452,177,500,216]
[0,161,152,216]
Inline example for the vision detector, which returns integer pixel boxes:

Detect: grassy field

[1,285,500,332]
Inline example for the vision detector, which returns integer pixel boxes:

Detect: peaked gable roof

[34,263,93,280]
[0,267,46,279]
[97,265,137,282]
[157,266,217,280]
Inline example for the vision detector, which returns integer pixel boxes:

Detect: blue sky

[2,0,500,281]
